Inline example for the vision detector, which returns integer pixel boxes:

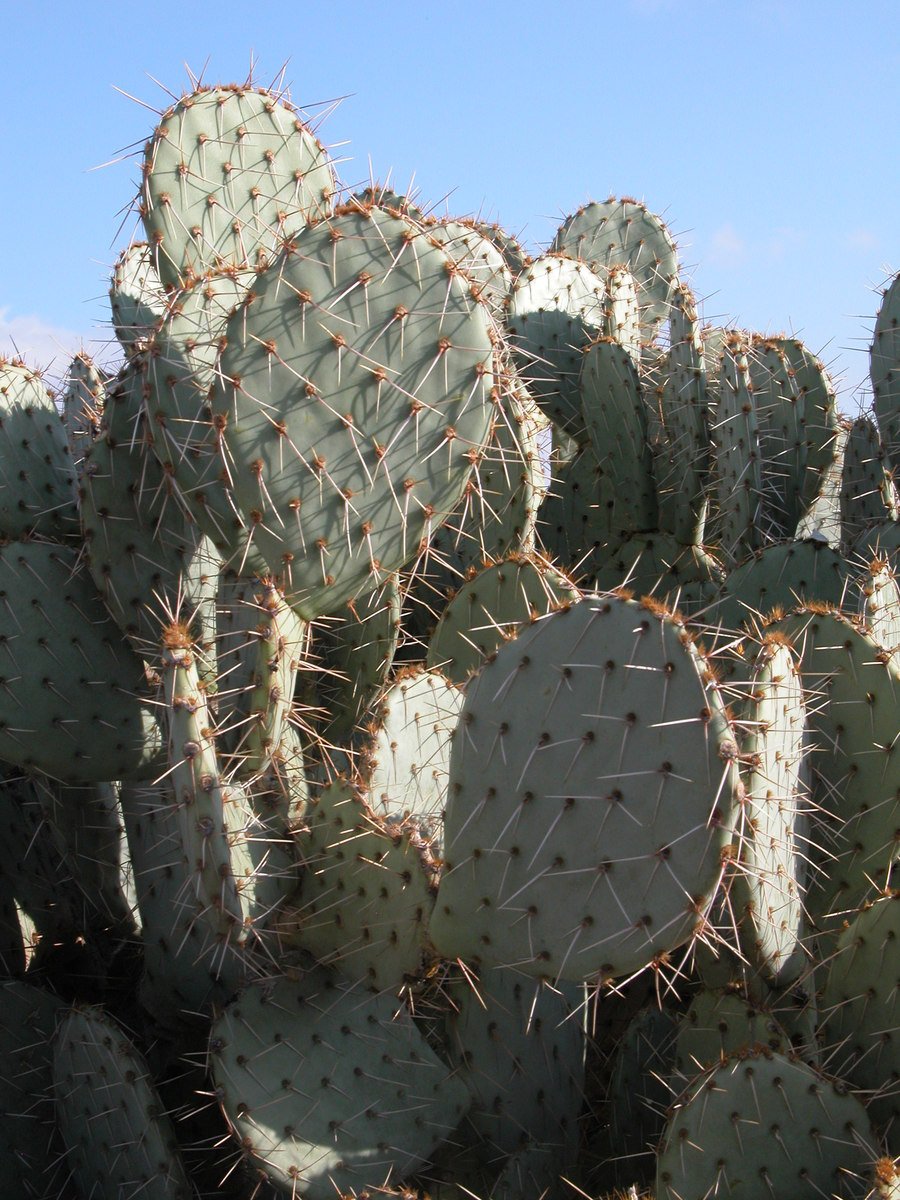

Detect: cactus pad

[209,966,470,1198]
[430,594,741,981]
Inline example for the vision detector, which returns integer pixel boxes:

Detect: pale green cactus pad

[551,196,680,336]
[430,594,741,981]
[278,778,437,991]
[820,892,900,1131]
[207,205,496,617]
[141,84,335,287]
[426,553,580,684]
[657,1047,878,1200]
[0,541,165,781]
[209,967,470,1198]
[53,1005,193,1199]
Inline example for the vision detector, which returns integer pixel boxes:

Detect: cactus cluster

[0,76,897,1200]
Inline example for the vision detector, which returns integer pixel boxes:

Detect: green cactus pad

[820,892,900,1131]
[797,420,847,547]
[0,541,165,781]
[841,415,899,551]
[714,333,765,563]
[748,336,838,535]
[212,569,310,766]
[857,554,900,657]
[713,538,850,630]
[207,205,496,617]
[141,84,335,287]
[764,606,900,924]
[417,350,546,589]
[143,266,261,564]
[701,324,728,409]
[871,272,900,465]
[426,554,580,684]
[425,216,512,315]
[0,981,67,1197]
[657,285,712,546]
[79,358,222,655]
[109,242,169,356]
[551,197,679,336]
[603,263,641,362]
[674,987,789,1076]
[581,336,659,538]
[853,517,900,567]
[506,252,607,437]
[0,359,79,540]
[279,778,437,991]
[349,183,427,226]
[315,574,402,741]
[601,1003,679,1187]
[119,780,245,1024]
[236,578,307,777]
[472,217,530,280]
[730,636,811,985]
[362,667,464,846]
[161,625,257,961]
[53,1005,193,1199]
[61,351,106,469]
[430,594,741,982]
[775,337,841,514]
[592,530,724,613]
[657,1047,877,1199]
[443,967,584,1165]
[209,967,470,1198]
[535,442,619,584]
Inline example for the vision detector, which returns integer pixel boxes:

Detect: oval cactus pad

[430,593,740,981]
[210,206,496,617]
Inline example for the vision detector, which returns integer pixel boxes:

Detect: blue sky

[1,1,894,411]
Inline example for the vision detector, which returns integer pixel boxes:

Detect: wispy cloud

[0,309,115,384]
[706,223,747,268]
[703,223,811,270]
[844,228,880,253]
[763,225,807,263]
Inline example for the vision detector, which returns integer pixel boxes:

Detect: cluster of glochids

[0,79,897,1200]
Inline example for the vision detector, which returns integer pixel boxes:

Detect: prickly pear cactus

[0,359,79,540]
[208,966,470,1198]
[430,593,742,981]
[278,777,439,990]
[871,272,900,465]
[551,196,680,338]
[0,540,165,781]
[204,205,497,615]
[506,251,606,437]
[109,241,168,355]
[0,981,68,1198]
[730,634,811,986]
[426,554,579,683]
[657,1047,878,1199]
[141,84,336,287]
[0,66,898,1200]
[53,1005,193,1199]
[820,892,900,1132]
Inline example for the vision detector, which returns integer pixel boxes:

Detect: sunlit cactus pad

[141,84,335,286]
[208,205,497,615]
[208,966,470,1198]
[430,593,741,981]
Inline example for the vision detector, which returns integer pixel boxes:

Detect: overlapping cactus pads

[0,69,897,1200]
